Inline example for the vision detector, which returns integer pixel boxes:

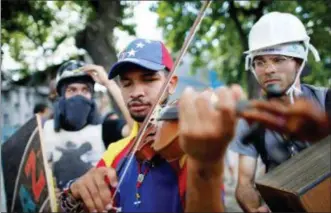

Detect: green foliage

[2,1,87,79]
[1,0,135,80]
[153,0,331,93]
[2,1,54,70]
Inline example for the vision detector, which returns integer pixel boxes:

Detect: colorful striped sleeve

[97,122,139,168]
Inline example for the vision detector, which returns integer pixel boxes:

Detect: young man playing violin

[58,38,246,212]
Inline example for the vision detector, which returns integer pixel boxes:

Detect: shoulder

[302,84,328,91]
[302,84,328,108]
[302,84,328,97]
[100,122,139,168]
[101,137,132,167]
[229,119,259,158]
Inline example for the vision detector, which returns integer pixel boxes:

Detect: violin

[133,85,288,163]
[135,101,183,163]
[134,90,331,165]
[133,85,290,163]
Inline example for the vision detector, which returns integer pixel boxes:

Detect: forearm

[236,183,262,212]
[105,80,134,130]
[185,157,225,212]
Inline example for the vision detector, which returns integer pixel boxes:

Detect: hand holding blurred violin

[178,85,245,164]
[238,98,331,142]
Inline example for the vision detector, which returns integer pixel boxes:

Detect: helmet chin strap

[284,41,311,104]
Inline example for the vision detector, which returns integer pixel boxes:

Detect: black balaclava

[53,61,101,132]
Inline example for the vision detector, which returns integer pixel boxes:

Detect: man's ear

[168,75,178,95]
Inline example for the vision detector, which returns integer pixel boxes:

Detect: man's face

[64,83,92,99]
[253,55,300,92]
[118,66,177,123]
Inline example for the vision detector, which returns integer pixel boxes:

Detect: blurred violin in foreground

[135,91,330,163]
[238,98,330,142]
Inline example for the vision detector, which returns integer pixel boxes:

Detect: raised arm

[81,64,134,134]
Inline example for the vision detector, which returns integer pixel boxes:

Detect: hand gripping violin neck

[135,84,285,164]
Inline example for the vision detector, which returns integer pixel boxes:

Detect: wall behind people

[0,160,7,212]
[1,85,50,141]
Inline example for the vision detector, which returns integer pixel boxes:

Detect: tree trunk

[228,0,260,99]
[75,0,121,71]
[75,0,124,116]
[247,0,272,99]
[228,0,272,99]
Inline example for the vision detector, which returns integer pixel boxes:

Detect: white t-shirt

[43,119,105,189]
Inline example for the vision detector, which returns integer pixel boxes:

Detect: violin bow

[110,0,212,210]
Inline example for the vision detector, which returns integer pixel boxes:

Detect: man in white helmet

[229,12,330,213]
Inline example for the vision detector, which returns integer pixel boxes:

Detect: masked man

[43,60,130,191]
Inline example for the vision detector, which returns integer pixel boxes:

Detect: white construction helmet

[244,12,320,101]
[246,12,310,53]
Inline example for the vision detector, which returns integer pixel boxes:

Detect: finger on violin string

[195,90,220,123]
[289,99,324,117]
[214,87,238,133]
[230,84,247,102]
[213,86,236,113]
[234,98,286,117]
[210,85,246,111]
[243,100,288,117]
[178,87,199,131]
[240,109,287,132]
[199,89,219,111]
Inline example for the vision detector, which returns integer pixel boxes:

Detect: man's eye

[273,57,286,63]
[144,78,156,82]
[254,61,264,66]
[122,81,131,87]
